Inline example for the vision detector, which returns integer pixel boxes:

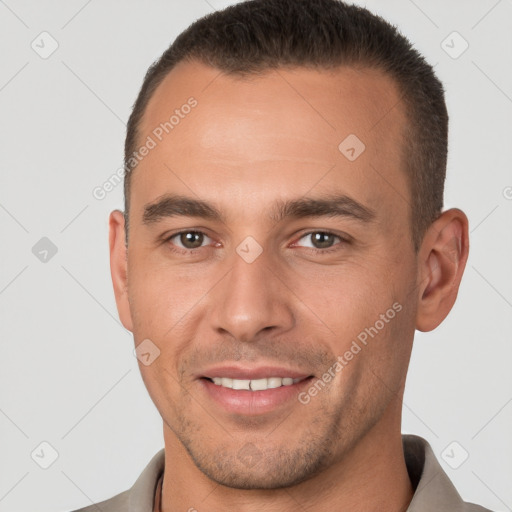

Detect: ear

[109,209,134,332]
[415,208,469,332]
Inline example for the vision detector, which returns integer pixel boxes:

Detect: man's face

[120,61,419,488]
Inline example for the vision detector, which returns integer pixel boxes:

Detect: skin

[109,60,469,512]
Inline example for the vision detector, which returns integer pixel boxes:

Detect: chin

[182,435,335,490]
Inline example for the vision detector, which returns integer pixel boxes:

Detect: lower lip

[199,378,313,415]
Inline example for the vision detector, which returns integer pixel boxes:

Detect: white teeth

[221,377,233,388]
[210,377,303,390]
[232,379,250,390]
[249,378,268,391]
[267,377,282,389]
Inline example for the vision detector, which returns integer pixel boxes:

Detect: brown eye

[181,232,203,248]
[297,232,341,250]
[311,232,337,249]
[169,231,211,250]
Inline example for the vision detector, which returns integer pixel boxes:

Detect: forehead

[132,60,409,228]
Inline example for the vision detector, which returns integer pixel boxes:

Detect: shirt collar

[128,448,164,512]
[403,434,469,511]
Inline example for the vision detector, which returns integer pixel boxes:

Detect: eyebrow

[142,193,376,226]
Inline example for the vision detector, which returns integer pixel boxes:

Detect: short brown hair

[124,0,448,251]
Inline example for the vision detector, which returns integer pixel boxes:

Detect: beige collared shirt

[69,435,492,511]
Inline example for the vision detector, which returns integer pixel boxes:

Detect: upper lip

[198,365,312,380]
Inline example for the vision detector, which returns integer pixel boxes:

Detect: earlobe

[415,208,469,332]
[109,209,134,332]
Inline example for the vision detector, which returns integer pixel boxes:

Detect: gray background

[1,1,511,511]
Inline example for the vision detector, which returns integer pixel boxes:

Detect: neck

[159,401,413,512]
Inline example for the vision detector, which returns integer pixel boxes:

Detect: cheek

[298,260,412,377]
[137,361,190,434]
[127,255,210,337]
[290,260,392,335]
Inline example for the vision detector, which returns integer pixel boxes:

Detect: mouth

[197,367,315,415]
[203,376,308,391]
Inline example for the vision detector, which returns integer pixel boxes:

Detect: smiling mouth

[202,376,312,391]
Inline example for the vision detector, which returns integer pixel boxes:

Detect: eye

[293,231,346,252]
[167,230,214,250]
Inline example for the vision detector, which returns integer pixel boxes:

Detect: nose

[208,247,295,343]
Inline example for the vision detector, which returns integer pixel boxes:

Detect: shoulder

[64,448,165,512]
[403,435,495,512]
